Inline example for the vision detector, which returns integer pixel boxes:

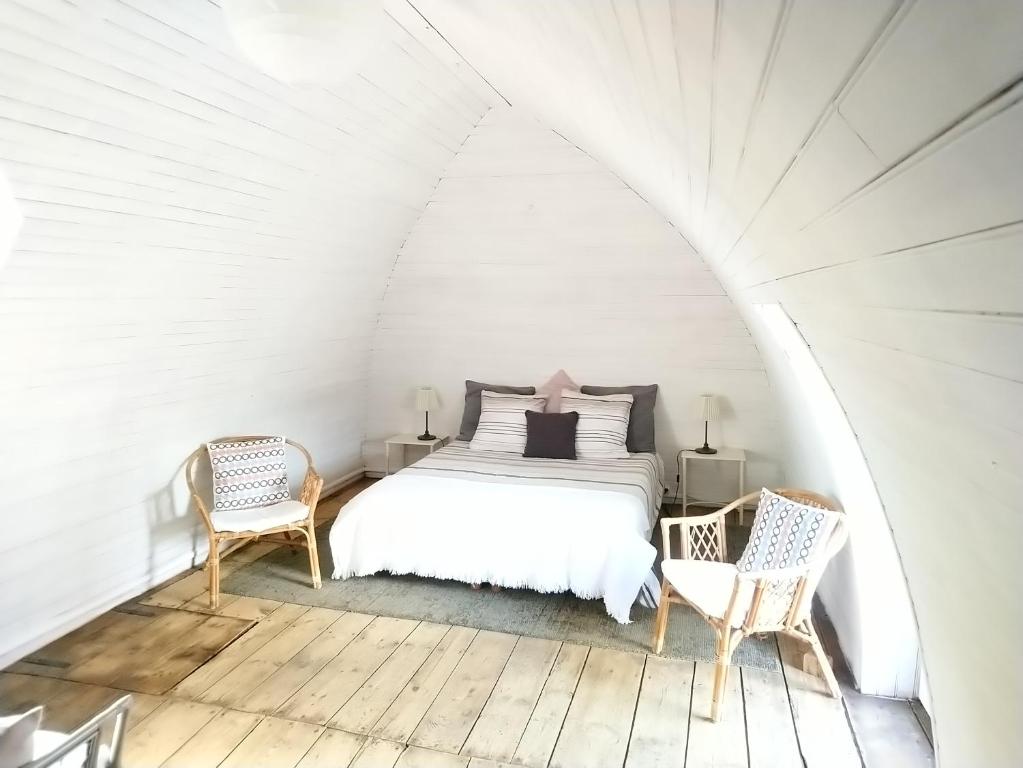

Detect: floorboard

[777,634,862,768]
[845,687,935,767]
[409,629,518,754]
[122,699,222,768]
[625,655,694,768]
[277,616,419,724]
[247,611,376,716]
[217,717,324,768]
[173,603,311,699]
[742,667,802,768]
[549,647,645,768]
[511,642,589,768]
[332,621,451,734]
[685,662,748,768]
[460,635,561,762]
[160,709,262,768]
[294,728,367,768]
[198,607,342,708]
[371,625,479,744]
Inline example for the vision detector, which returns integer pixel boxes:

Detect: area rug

[221,523,780,671]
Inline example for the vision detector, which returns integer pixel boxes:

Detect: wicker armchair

[651,488,848,722]
[185,436,324,609]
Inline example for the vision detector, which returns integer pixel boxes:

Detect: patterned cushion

[559,390,632,459]
[737,489,838,572]
[207,437,290,512]
[469,391,547,453]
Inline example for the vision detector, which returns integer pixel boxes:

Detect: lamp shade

[223,0,387,84]
[697,394,718,421]
[415,387,439,413]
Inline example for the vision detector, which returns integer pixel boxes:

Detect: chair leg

[710,629,739,722]
[804,618,841,698]
[306,524,322,589]
[651,581,671,654]
[208,537,221,610]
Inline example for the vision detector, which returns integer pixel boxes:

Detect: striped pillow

[560,389,632,459]
[469,391,547,453]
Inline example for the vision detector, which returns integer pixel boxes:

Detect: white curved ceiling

[409,1,1023,765]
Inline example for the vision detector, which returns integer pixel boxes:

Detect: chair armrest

[658,490,761,563]
[299,466,324,512]
[659,511,728,562]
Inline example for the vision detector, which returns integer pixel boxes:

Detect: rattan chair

[651,488,849,722]
[185,436,324,609]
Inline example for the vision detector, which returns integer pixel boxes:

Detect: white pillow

[469,390,547,453]
[560,389,633,459]
[0,706,41,768]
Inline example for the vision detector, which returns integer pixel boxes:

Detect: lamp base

[417,432,436,441]
[694,445,717,455]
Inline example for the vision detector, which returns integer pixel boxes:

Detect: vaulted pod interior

[0,2,1019,767]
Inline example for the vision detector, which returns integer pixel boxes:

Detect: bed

[328,441,663,623]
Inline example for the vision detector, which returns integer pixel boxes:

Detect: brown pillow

[457,380,537,441]
[523,411,579,460]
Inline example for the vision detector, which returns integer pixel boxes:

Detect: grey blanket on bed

[403,441,663,528]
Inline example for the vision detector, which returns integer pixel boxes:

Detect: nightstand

[679,447,748,523]
[384,433,447,475]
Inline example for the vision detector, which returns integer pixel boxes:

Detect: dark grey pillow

[457,380,537,441]
[580,384,658,453]
[524,411,578,460]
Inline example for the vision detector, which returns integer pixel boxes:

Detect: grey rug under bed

[220,523,779,671]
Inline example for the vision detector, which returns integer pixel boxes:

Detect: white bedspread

[329,446,662,623]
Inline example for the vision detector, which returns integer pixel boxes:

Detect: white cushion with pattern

[737,489,838,572]
[661,559,754,628]
[211,499,309,533]
[559,389,632,459]
[207,437,290,513]
[469,391,547,454]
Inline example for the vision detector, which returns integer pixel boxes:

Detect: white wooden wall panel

[366,106,783,500]
[0,0,497,667]
[408,1,1023,764]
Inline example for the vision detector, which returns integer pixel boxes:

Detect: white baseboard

[322,466,368,496]
[1,467,370,671]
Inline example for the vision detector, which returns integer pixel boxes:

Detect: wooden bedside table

[679,447,748,523]
[384,433,447,475]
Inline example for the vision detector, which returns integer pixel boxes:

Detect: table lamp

[695,394,718,454]
[416,387,439,441]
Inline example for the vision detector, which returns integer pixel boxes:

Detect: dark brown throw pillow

[523,411,579,460]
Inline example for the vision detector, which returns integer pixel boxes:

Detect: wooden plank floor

[1,481,934,767]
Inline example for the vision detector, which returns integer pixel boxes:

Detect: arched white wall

[366,105,784,501]
[0,0,499,667]
[410,1,1023,764]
